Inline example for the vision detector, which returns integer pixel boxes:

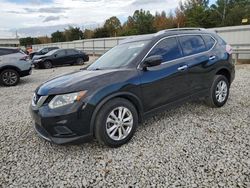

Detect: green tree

[64,26,83,41]
[104,16,121,37]
[83,29,94,39]
[122,9,156,35]
[19,37,41,46]
[180,0,216,28]
[51,31,66,42]
[210,0,250,26]
[153,11,169,31]
[93,27,109,38]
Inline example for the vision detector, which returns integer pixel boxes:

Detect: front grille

[33,93,41,105]
[32,93,48,108]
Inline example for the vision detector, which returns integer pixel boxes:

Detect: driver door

[53,50,67,65]
[139,37,191,112]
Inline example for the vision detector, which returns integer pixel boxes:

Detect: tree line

[20,0,250,46]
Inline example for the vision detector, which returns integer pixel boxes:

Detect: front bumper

[29,103,94,144]
[20,67,32,77]
[33,123,92,144]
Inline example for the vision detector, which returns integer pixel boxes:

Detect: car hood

[32,54,48,60]
[36,69,136,96]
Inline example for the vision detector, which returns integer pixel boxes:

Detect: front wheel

[0,69,20,86]
[205,75,230,107]
[43,61,53,69]
[95,98,138,147]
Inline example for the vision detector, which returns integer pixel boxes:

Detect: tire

[76,58,84,65]
[94,98,138,147]
[43,61,53,69]
[34,64,40,69]
[0,69,20,86]
[205,75,230,108]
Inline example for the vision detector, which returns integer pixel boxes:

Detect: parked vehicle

[0,47,32,86]
[30,28,235,147]
[30,47,59,59]
[32,49,89,69]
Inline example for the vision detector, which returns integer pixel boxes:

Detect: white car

[0,47,32,86]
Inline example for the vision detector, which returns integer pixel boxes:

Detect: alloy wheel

[2,71,18,85]
[106,106,133,141]
[215,80,228,103]
[77,58,84,65]
[44,61,52,69]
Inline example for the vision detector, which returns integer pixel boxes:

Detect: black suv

[30,28,235,147]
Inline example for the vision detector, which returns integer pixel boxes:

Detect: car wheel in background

[84,55,89,62]
[43,61,53,69]
[34,64,40,69]
[76,58,84,65]
[95,98,138,147]
[0,69,20,86]
[205,75,229,107]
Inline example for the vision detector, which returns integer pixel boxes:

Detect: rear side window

[67,49,78,55]
[41,48,49,54]
[56,50,66,57]
[148,37,182,62]
[179,35,206,56]
[202,35,216,49]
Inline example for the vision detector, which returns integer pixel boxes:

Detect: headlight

[48,91,87,109]
[33,59,43,63]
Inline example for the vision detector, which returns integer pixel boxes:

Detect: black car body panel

[30,29,235,144]
[32,49,89,68]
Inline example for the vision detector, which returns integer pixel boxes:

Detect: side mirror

[54,54,57,57]
[142,55,162,70]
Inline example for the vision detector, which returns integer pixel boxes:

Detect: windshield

[45,49,58,56]
[88,40,149,70]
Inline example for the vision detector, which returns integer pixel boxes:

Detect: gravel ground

[0,60,249,187]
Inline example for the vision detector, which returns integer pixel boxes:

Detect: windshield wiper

[94,68,102,70]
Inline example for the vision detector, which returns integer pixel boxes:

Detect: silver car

[0,47,32,86]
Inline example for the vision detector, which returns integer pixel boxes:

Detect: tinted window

[41,48,49,54]
[50,47,58,50]
[67,49,78,55]
[55,50,66,57]
[148,37,182,62]
[202,35,216,49]
[179,35,206,56]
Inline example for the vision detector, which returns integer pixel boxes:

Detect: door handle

[209,55,216,61]
[178,65,188,71]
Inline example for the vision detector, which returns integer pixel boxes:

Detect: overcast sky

[0,0,215,38]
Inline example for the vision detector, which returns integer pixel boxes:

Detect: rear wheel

[0,69,20,86]
[43,61,53,69]
[76,58,84,65]
[205,75,229,107]
[95,98,138,147]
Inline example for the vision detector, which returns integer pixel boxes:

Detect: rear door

[66,49,78,64]
[178,35,213,92]
[139,37,192,112]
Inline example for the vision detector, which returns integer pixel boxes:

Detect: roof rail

[155,28,206,36]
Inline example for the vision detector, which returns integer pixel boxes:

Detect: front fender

[88,89,143,135]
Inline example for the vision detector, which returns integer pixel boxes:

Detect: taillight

[226,44,233,55]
